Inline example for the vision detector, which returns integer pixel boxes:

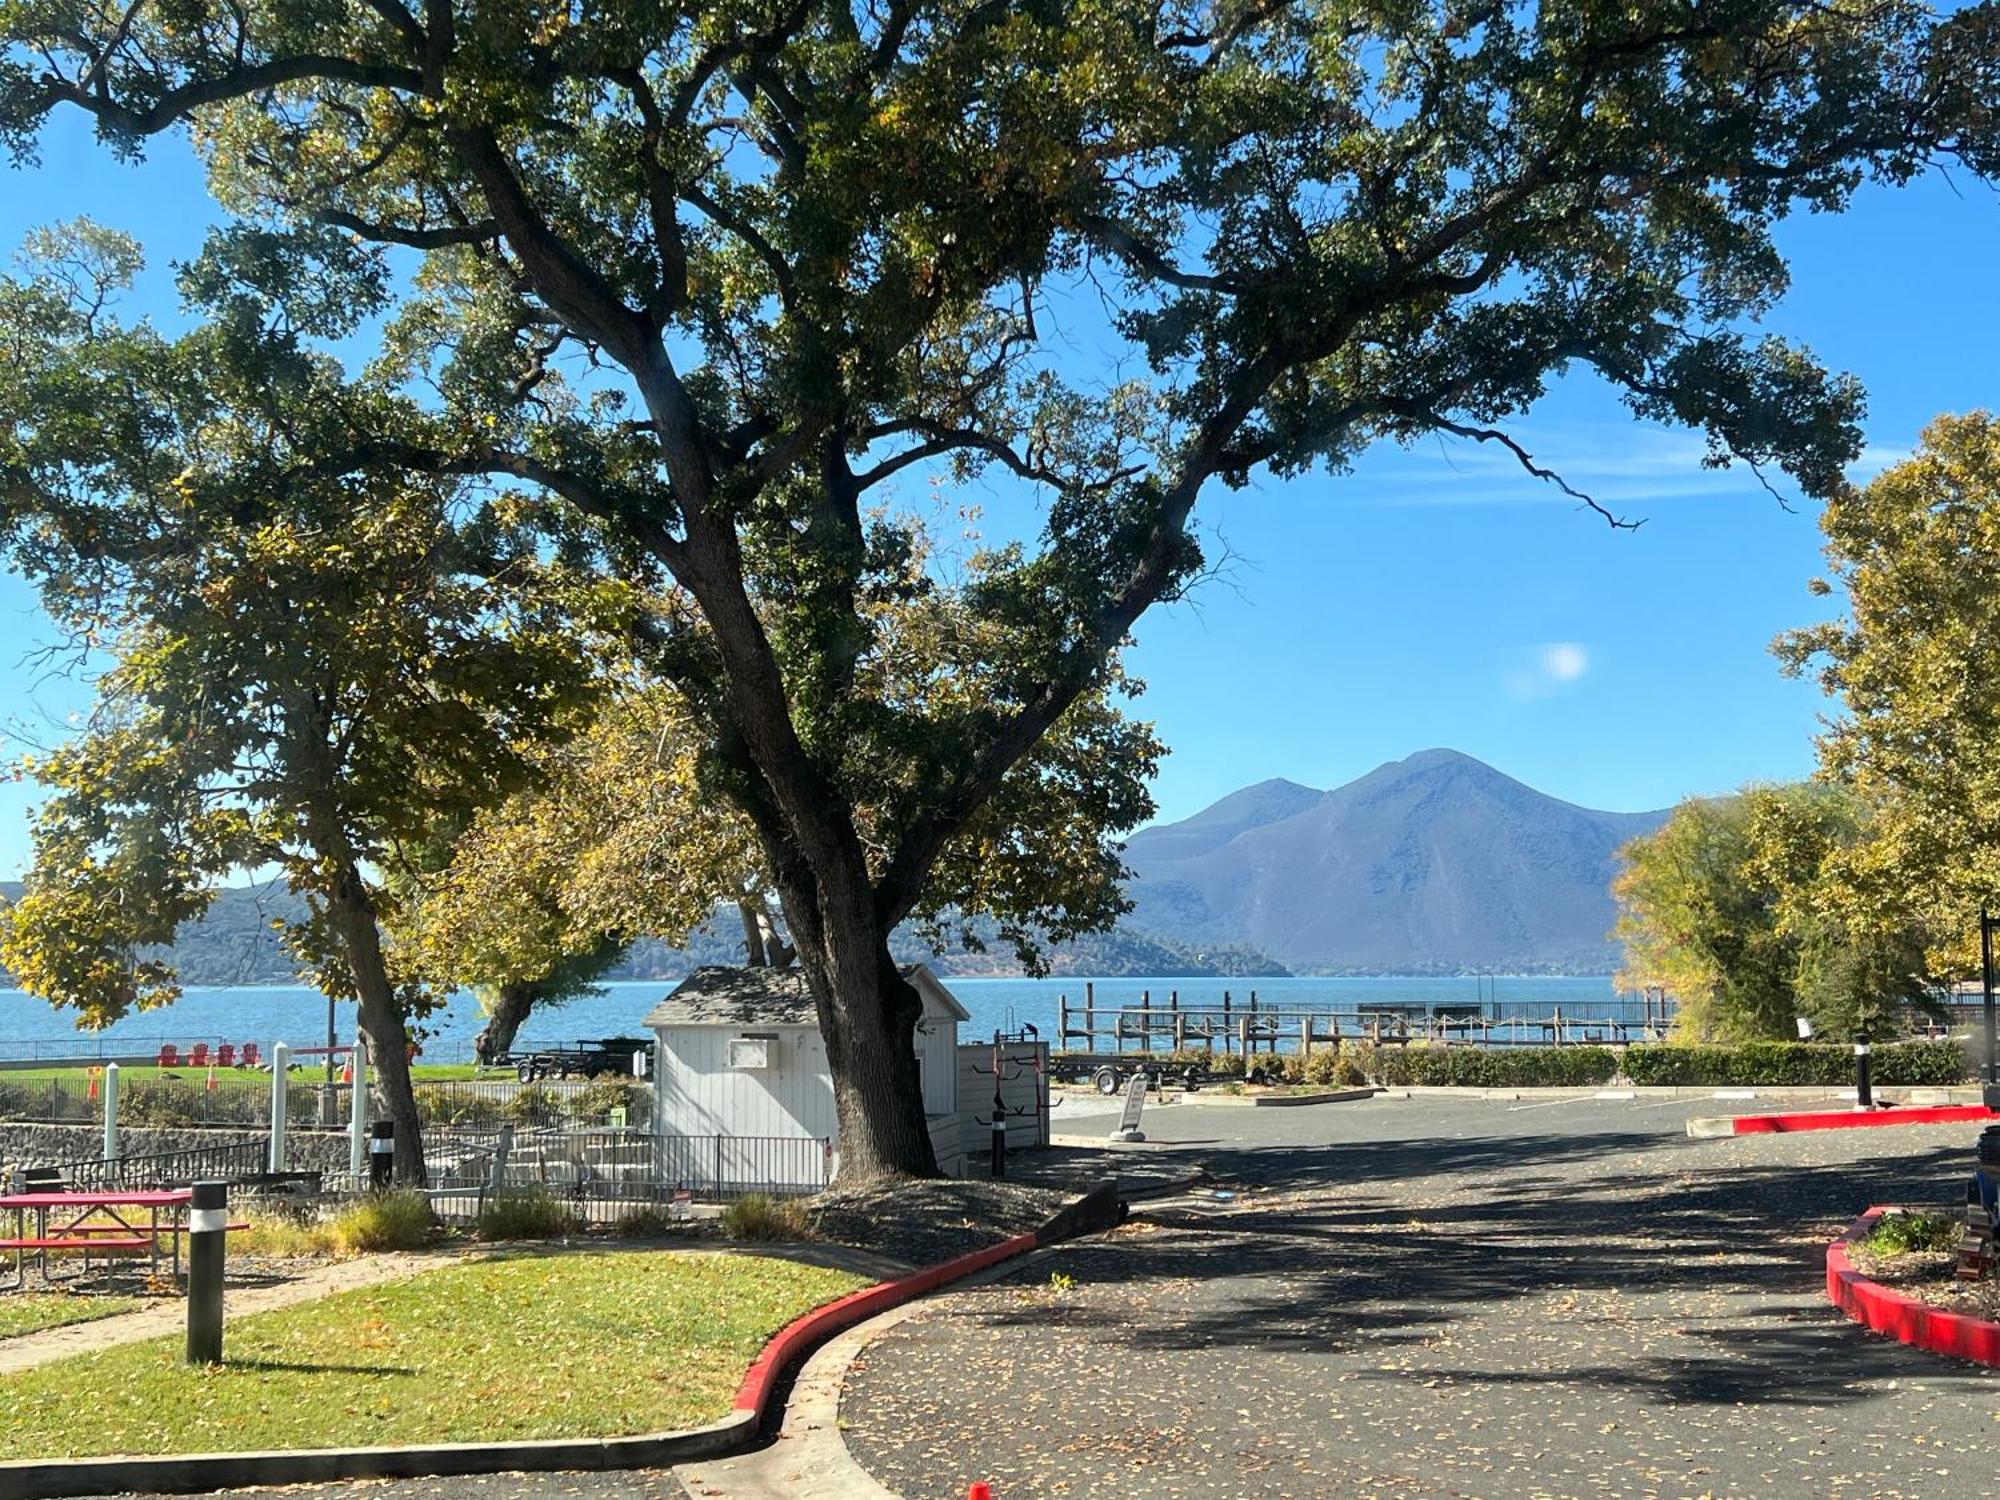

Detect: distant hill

[1121,750,1667,974]
[0,883,1287,987]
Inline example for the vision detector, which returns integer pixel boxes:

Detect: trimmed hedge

[1369,1045,1620,1089]
[1620,1040,1968,1087]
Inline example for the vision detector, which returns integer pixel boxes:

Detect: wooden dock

[1056,984,1673,1056]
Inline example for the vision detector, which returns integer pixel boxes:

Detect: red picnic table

[0,1189,195,1289]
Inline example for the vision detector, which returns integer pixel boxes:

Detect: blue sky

[1,115,1996,876]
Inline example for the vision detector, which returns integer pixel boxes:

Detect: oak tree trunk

[787,884,937,1182]
[324,871,427,1185]
[738,900,768,967]
[474,983,535,1063]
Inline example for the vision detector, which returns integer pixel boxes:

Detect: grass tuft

[613,1203,680,1238]
[1866,1209,1961,1256]
[331,1190,436,1253]
[720,1193,813,1242]
[475,1187,579,1241]
[233,1210,340,1258]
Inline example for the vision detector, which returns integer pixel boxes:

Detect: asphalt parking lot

[843,1093,2000,1499]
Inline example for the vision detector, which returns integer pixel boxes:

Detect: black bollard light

[185,1180,227,1365]
[1854,1028,1874,1110]
[369,1119,395,1191]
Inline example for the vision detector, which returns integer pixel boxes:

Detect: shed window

[727,1035,774,1070]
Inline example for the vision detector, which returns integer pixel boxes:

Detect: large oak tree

[4,0,1995,1176]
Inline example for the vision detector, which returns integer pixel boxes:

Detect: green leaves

[1777,413,2000,977]
[1613,782,1935,1041]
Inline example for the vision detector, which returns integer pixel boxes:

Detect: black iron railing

[36,1136,269,1191]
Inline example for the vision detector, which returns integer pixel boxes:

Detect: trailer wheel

[516,1061,537,1083]
[1093,1066,1121,1096]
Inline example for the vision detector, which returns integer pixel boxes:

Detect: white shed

[643,964,970,1191]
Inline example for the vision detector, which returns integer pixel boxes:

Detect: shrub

[1866,1210,1960,1255]
[415,1085,505,1128]
[1302,1050,1342,1086]
[1333,1053,1369,1088]
[571,1078,645,1124]
[476,1186,579,1241]
[118,1080,200,1127]
[332,1190,437,1252]
[1621,1040,1967,1088]
[503,1083,562,1126]
[235,1209,339,1257]
[1371,1046,1620,1088]
[1368,1048,1616,1096]
[721,1193,813,1242]
[613,1203,680,1237]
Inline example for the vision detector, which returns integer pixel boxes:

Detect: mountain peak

[1123,754,1670,973]
[1395,747,1481,771]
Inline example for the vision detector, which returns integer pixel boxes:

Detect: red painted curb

[1737,1105,1999,1134]
[733,1230,1042,1417]
[1826,1206,2000,1366]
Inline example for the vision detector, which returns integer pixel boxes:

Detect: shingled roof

[642,963,968,1029]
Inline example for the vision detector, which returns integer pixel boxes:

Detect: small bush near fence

[332,1191,437,1252]
[1367,1045,1621,1088]
[721,1193,813,1242]
[476,1186,579,1241]
[1621,1040,1968,1087]
[414,1085,506,1129]
[614,1204,679,1237]
[236,1210,341,1258]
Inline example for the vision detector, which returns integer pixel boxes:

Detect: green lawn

[0,1251,864,1458]
[0,1294,145,1340]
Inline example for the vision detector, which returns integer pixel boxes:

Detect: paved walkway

[840,1095,2000,1498]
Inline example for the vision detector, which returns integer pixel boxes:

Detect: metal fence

[652,1133,832,1198]
[26,1135,269,1191]
[411,1078,652,1131]
[0,1072,313,1127]
[0,1073,652,1131]
[408,1127,830,1221]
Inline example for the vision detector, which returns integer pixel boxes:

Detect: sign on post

[1111,1073,1147,1143]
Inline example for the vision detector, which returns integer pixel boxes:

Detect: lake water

[0,975,1640,1063]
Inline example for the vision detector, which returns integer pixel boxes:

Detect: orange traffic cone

[205,1066,216,1092]
[86,1067,100,1102]
[341,1055,354,1084]
[968,1486,992,1500]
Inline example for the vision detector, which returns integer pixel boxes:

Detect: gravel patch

[808,1177,1071,1267]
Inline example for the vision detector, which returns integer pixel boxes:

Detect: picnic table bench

[0,1189,241,1289]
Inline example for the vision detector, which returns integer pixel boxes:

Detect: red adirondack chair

[216,1044,236,1068]
[241,1042,260,1068]
[156,1044,180,1068]
[188,1043,210,1067]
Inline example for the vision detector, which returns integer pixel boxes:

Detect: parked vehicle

[504,1037,655,1082]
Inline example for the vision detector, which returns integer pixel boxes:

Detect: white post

[628,1048,652,1136]
[268,1042,291,1172]
[348,1038,368,1182]
[101,1063,119,1162]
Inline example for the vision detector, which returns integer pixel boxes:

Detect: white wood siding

[956,1041,1048,1150]
[650,1024,836,1142]
[917,1012,956,1118]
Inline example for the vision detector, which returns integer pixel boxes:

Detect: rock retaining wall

[0,1122,355,1176]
